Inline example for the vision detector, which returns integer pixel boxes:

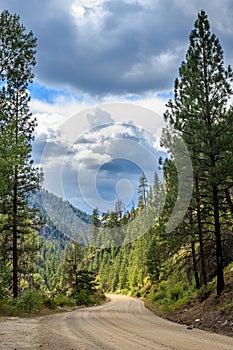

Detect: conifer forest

[0,9,233,327]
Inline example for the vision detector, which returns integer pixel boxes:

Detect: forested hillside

[32,189,91,244]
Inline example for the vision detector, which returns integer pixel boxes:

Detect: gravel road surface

[1,294,233,349]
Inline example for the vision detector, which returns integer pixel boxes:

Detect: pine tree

[164,11,233,295]
[0,10,41,298]
[90,207,100,246]
[138,172,148,209]
[62,242,88,297]
[153,172,159,203]
[115,198,124,219]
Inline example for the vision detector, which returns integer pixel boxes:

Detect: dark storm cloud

[1,1,232,95]
[98,158,142,175]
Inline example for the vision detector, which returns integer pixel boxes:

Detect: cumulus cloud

[35,104,166,212]
[29,90,167,213]
[86,108,114,127]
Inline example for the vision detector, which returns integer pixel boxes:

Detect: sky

[1,0,233,215]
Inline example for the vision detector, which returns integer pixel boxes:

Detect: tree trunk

[195,176,207,286]
[213,185,224,295]
[13,180,18,299]
[191,240,200,289]
[190,210,200,289]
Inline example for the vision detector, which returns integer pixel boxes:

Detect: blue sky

[1,0,233,214]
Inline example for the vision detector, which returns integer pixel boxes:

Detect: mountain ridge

[31,189,91,245]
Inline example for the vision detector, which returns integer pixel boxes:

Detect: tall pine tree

[0,10,41,298]
[164,11,233,295]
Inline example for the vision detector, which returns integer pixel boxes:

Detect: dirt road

[1,294,233,349]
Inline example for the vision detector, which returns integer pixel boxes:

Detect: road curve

[1,294,233,349]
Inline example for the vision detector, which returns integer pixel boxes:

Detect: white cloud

[33,102,166,211]
[71,0,108,27]
[70,122,150,171]
[31,93,167,143]
[86,108,114,127]
[30,97,94,142]
[73,148,111,165]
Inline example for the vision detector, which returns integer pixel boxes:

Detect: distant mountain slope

[32,189,91,246]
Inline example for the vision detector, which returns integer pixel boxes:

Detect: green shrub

[170,282,184,301]
[152,286,167,302]
[92,290,106,304]
[196,285,213,302]
[75,290,95,306]
[218,300,233,314]
[0,300,14,316]
[54,295,76,307]
[167,294,192,312]
[43,294,76,309]
[43,297,56,309]
[16,288,43,313]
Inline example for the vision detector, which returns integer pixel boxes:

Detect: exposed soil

[146,278,233,337]
[167,287,233,336]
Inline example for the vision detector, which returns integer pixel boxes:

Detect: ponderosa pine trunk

[195,176,207,286]
[212,185,224,295]
[12,180,18,298]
